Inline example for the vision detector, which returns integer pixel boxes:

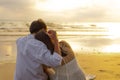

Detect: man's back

[14,34,62,80]
[14,35,48,80]
[15,36,27,80]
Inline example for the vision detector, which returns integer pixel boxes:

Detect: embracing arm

[61,50,75,65]
[59,40,75,65]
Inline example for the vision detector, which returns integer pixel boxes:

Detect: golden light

[102,23,120,38]
[35,0,92,12]
[68,42,81,51]
[3,45,12,56]
[102,44,120,53]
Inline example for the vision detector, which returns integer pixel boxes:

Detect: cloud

[0,0,33,9]
[0,0,120,22]
[38,0,120,22]
[0,0,37,20]
[28,6,107,22]
[61,6,107,22]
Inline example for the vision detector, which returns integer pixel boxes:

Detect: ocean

[0,20,120,61]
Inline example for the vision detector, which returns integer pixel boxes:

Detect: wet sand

[0,53,120,80]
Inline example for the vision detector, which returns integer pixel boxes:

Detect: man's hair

[29,19,47,34]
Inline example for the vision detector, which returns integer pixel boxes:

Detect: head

[35,31,54,54]
[29,19,47,34]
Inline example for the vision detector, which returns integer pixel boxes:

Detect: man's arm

[25,38,62,67]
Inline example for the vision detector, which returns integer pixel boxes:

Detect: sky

[0,0,120,22]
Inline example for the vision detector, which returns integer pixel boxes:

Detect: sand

[75,53,120,80]
[0,53,120,80]
[0,62,15,80]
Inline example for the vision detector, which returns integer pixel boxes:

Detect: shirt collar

[27,34,35,39]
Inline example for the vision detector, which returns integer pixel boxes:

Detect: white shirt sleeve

[24,39,63,67]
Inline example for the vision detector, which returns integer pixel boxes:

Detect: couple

[14,19,86,80]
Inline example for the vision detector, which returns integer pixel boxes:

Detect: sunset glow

[69,42,81,51]
[107,27,120,38]
[99,23,120,38]
[35,0,91,12]
[102,44,120,53]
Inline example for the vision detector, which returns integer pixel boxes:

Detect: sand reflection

[0,42,16,61]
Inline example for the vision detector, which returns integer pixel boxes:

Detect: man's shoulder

[28,38,45,47]
[16,34,33,43]
[16,36,26,43]
[16,34,46,47]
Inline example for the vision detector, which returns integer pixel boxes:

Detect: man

[14,19,63,80]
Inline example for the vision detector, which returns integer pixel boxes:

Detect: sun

[35,0,91,12]
[103,23,120,38]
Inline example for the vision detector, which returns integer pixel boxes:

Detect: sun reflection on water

[60,23,120,53]
[102,44,120,53]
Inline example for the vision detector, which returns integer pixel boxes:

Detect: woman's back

[51,58,86,80]
[50,41,86,80]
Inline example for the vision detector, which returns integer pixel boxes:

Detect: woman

[35,30,86,80]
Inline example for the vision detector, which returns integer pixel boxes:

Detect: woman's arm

[61,50,75,65]
[59,40,75,65]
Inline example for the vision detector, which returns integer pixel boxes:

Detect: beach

[0,62,15,80]
[0,21,120,80]
[1,0,120,79]
[76,53,120,80]
[0,53,120,80]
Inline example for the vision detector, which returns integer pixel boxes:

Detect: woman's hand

[48,30,58,44]
[48,30,61,55]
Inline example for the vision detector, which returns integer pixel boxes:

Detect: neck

[31,33,36,35]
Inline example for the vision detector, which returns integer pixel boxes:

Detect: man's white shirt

[14,34,62,80]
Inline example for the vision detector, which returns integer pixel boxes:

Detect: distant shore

[0,53,120,80]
